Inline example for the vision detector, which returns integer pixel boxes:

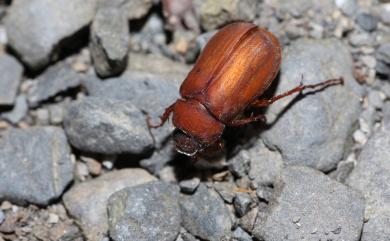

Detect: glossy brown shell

[180,22,281,122]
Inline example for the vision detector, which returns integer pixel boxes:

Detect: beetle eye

[173,129,202,156]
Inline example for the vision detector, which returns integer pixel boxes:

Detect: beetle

[148,22,343,156]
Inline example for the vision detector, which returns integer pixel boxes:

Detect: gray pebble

[232,227,252,241]
[356,13,378,32]
[108,181,181,241]
[63,97,153,155]
[4,0,98,69]
[349,32,375,47]
[346,128,390,241]
[179,177,201,194]
[98,0,153,20]
[0,95,28,124]
[375,60,390,76]
[180,184,232,241]
[0,54,23,106]
[63,169,156,241]
[213,182,236,204]
[140,139,177,174]
[0,127,74,205]
[0,209,4,225]
[262,39,364,172]
[90,6,129,78]
[233,193,252,218]
[35,108,50,125]
[49,103,66,125]
[253,166,365,241]
[377,43,390,64]
[335,0,357,16]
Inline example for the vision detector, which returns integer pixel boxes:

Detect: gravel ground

[0,0,389,241]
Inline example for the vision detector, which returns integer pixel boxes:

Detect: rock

[90,7,129,77]
[346,128,390,241]
[232,227,252,241]
[0,54,23,106]
[98,0,153,20]
[108,181,181,241]
[376,60,390,76]
[195,0,259,31]
[238,206,258,233]
[0,95,28,124]
[35,108,50,125]
[265,0,334,18]
[140,140,177,174]
[27,62,84,107]
[213,182,236,204]
[356,13,378,32]
[0,210,4,225]
[4,0,98,69]
[335,0,357,16]
[179,177,201,194]
[233,193,252,217]
[63,169,156,241]
[228,150,250,178]
[253,166,365,241]
[262,39,364,172]
[377,43,390,64]
[63,97,153,155]
[0,127,73,205]
[348,32,375,47]
[49,102,67,125]
[180,184,232,240]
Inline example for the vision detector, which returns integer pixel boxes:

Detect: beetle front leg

[147,103,176,128]
[227,114,267,127]
[251,77,344,108]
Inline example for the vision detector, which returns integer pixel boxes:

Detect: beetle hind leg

[147,103,176,128]
[227,114,267,127]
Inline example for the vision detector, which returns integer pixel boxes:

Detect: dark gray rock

[63,169,156,241]
[179,178,201,194]
[232,227,252,241]
[356,12,378,32]
[346,128,390,241]
[98,0,153,20]
[27,62,84,107]
[180,184,232,241]
[0,54,23,106]
[376,60,390,76]
[108,181,181,241]
[4,0,98,69]
[0,95,28,124]
[0,127,73,205]
[233,193,252,218]
[140,139,177,174]
[377,43,390,64]
[63,97,153,155]
[253,166,365,241]
[90,7,129,78]
[262,39,364,172]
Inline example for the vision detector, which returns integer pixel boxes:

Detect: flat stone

[90,6,129,77]
[27,62,84,107]
[179,177,201,194]
[63,169,156,241]
[0,54,23,106]
[0,95,28,124]
[108,181,181,241]
[356,12,378,32]
[233,193,252,217]
[253,166,365,241]
[180,184,232,241]
[232,227,252,241]
[4,0,98,69]
[0,127,73,205]
[98,0,153,20]
[262,39,364,171]
[63,97,153,155]
[346,128,390,241]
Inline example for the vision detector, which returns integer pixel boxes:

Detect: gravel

[179,177,201,194]
[90,6,129,77]
[233,193,252,218]
[0,53,23,106]
[108,181,181,241]
[253,166,365,241]
[63,97,153,155]
[63,169,156,241]
[0,127,74,205]
[262,39,364,172]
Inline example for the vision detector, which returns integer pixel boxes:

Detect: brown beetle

[148,22,343,156]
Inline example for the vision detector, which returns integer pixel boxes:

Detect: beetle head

[173,129,203,156]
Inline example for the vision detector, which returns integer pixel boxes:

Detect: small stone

[228,150,250,178]
[376,61,390,76]
[90,7,129,78]
[256,185,274,203]
[27,62,84,107]
[0,54,23,106]
[108,181,181,241]
[64,169,156,241]
[213,182,236,204]
[84,157,102,176]
[0,210,4,225]
[179,177,201,194]
[367,89,383,109]
[0,95,28,124]
[48,213,59,224]
[98,0,153,20]
[140,139,177,174]
[0,127,74,205]
[35,108,50,125]
[233,193,252,217]
[63,97,153,155]
[361,55,376,69]
[377,43,390,64]
[49,103,66,125]
[335,0,357,16]
[356,13,378,32]
[76,162,89,181]
[232,227,252,241]
[158,166,177,183]
[180,184,232,241]
[349,32,375,47]
[353,129,367,145]
[0,201,12,210]
[238,206,258,233]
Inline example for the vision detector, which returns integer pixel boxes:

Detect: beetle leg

[227,114,267,126]
[147,103,176,128]
[252,77,344,108]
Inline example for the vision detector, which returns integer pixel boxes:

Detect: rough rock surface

[0,95,28,124]
[108,181,181,241]
[98,0,153,20]
[63,169,156,241]
[262,39,364,171]
[64,97,153,155]
[0,127,73,205]
[4,0,98,69]
[253,166,365,241]
[346,127,390,241]
[0,53,23,106]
